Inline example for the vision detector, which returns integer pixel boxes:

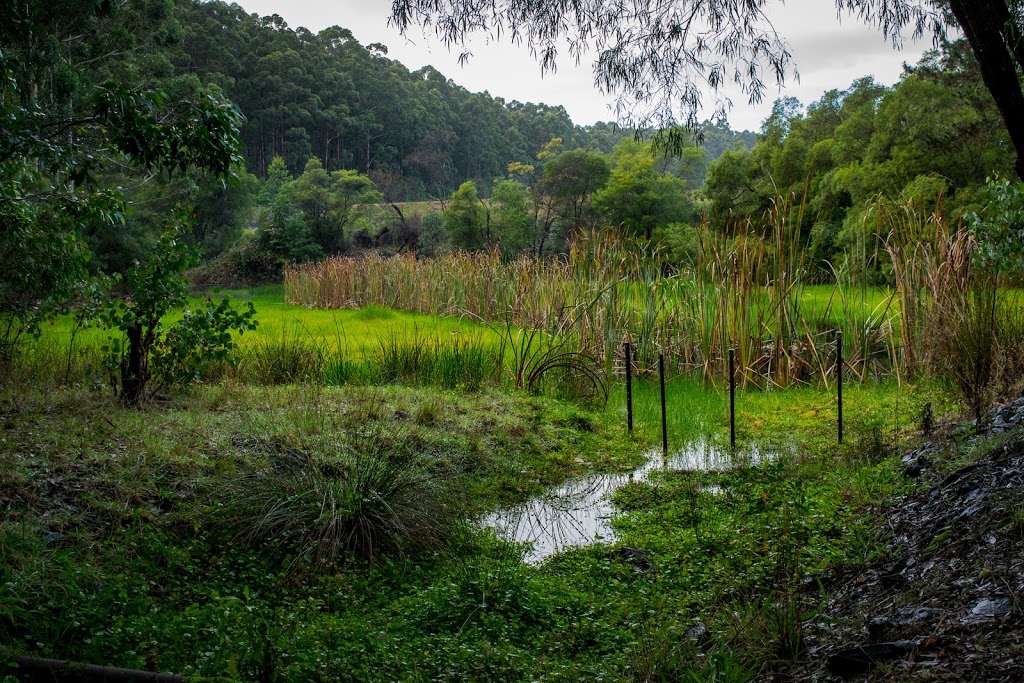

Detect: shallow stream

[482,440,770,563]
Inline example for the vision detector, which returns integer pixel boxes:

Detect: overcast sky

[234,0,934,132]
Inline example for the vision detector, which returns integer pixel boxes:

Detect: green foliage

[227,429,458,567]
[700,42,1013,279]
[541,148,612,231]
[594,140,695,239]
[489,179,535,253]
[289,158,382,255]
[0,0,248,386]
[445,180,486,250]
[966,177,1024,274]
[153,297,259,389]
[93,227,257,405]
[417,209,449,256]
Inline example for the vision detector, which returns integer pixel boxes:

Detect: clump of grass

[322,353,366,386]
[226,430,458,568]
[239,331,325,384]
[371,333,501,390]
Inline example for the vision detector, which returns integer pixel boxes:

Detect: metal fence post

[625,342,633,432]
[837,331,844,445]
[729,348,736,451]
[659,352,668,458]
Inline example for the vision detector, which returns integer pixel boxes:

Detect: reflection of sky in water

[482,439,770,564]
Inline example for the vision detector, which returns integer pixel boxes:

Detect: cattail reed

[286,197,964,388]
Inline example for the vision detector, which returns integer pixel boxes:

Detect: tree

[541,149,612,233]
[289,158,381,255]
[418,210,449,256]
[390,1,1024,176]
[445,181,486,250]
[489,179,534,254]
[94,226,257,406]
[0,0,253,391]
[593,141,695,239]
[0,4,243,338]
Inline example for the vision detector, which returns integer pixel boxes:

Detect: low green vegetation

[4,288,971,681]
[0,359,958,680]
[4,2,1022,678]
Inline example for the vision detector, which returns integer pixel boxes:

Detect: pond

[482,439,772,563]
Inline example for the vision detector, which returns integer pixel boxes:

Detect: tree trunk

[948,0,1024,178]
[121,324,149,407]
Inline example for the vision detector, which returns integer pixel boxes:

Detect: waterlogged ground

[485,439,775,563]
[2,290,972,681]
[0,374,962,680]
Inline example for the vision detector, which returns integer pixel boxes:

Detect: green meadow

[2,282,980,681]
[42,285,499,358]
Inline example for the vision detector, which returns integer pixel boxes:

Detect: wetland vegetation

[5,0,1024,680]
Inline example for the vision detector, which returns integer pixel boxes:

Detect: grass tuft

[226,429,458,568]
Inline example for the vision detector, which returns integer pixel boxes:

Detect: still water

[483,440,770,563]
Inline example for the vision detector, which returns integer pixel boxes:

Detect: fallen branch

[1,648,184,682]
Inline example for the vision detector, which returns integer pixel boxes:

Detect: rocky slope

[796,399,1024,681]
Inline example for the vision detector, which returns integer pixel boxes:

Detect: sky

[234,0,935,132]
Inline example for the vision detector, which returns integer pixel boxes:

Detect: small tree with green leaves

[489,179,534,254]
[95,224,257,406]
[418,210,449,257]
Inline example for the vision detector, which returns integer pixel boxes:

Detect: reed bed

[286,195,968,388]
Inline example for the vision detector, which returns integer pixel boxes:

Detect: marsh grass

[239,327,326,384]
[286,200,904,388]
[886,202,1024,419]
[373,332,501,390]
[226,429,458,568]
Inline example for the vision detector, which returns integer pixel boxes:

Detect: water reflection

[482,439,769,564]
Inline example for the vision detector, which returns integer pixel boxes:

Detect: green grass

[38,285,497,359]
[0,368,963,680]
[610,373,955,456]
[2,283,973,681]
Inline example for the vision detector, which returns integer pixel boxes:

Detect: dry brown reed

[286,196,968,387]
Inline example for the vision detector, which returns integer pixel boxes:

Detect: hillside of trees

[2,0,1015,316]
[173,0,754,196]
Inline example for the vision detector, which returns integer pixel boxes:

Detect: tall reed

[285,204,913,387]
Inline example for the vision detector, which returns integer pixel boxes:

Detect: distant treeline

[172,0,756,198]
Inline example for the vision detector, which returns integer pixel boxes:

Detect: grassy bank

[0,368,959,680]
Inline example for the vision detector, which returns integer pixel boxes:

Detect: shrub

[94,227,257,405]
[417,210,448,257]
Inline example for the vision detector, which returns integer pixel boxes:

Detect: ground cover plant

[0,286,966,680]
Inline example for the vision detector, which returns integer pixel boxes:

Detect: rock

[394,410,413,420]
[962,597,1012,624]
[43,531,64,546]
[901,452,929,478]
[957,487,990,519]
[826,641,917,678]
[868,608,945,642]
[613,546,656,573]
[685,621,708,642]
